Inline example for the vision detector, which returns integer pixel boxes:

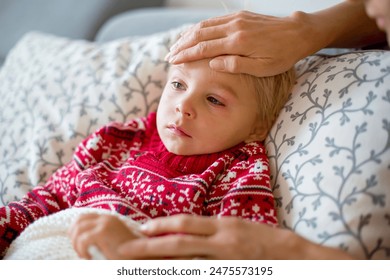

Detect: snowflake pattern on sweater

[0,112,276,256]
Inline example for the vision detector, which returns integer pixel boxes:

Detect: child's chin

[166,146,199,156]
[165,145,187,155]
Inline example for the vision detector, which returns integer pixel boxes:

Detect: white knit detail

[4,207,140,260]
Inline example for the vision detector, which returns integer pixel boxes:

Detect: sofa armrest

[0,0,164,68]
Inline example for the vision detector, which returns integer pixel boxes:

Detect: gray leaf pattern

[267,51,390,259]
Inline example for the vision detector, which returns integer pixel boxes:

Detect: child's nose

[175,97,196,119]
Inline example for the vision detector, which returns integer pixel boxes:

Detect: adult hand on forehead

[166,2,385,78]
[166,10,318,77]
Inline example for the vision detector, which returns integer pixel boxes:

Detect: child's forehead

[167,60,258,99]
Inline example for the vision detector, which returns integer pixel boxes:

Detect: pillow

[0,29,182,206]
[266,50,390,259]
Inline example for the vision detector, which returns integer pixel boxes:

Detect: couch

[0,4,389,259]
[0,0,165,67]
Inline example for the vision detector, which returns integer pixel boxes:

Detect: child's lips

[167,125,191,137]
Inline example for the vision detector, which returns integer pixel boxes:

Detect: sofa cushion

[0,30,389,259]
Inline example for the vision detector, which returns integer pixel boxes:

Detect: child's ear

[245,122,268,143]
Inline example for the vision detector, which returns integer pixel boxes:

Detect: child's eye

[207,96,225,106]
[171,81,185,90]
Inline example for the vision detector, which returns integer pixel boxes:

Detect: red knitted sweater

[0,112,277,256]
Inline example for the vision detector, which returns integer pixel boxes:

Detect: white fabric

[4,207,139,260]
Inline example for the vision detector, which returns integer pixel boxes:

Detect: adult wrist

[308,1,385,49]
[269,227,355,259]
[287,10,328,60]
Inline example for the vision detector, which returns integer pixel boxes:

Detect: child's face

[348,0,390,44]
[156,59,263,156]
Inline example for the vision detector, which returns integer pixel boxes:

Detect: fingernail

[169,55,177,64]
[210,58,225,71]
[139,223,149,232]
[170,42,178,52]
[164,52,171,61]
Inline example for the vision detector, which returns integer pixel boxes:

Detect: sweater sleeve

[207,143,278,226]
[0,123,114,257]
[0,115,149,257]
[0,113,149,258]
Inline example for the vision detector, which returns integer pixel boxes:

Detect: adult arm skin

[166,2,385,77]
[116,215,355,260]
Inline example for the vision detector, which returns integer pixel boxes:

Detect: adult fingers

[68,213,96,247]
[196,12,237,28]
[140,214,218,237]
[168,11,265,62]
[209,55,291,77]
[169,34,247,65]
[169,25,227,58]
[184,10,257,38]
[171,11,240,52]
[70,220,97,259]
[118,233,215,259]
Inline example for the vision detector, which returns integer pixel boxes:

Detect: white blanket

[4,208,141,260]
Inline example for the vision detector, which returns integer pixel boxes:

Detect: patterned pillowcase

[0,31,389,260]
[266,51,390,259]
[0,30,181,205]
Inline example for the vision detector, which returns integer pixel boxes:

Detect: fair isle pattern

[0,113,276,256]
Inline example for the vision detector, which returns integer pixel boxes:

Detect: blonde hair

[242,68,296,135]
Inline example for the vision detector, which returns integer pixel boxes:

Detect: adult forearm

[304,1,386,49]
[269,227,355,260]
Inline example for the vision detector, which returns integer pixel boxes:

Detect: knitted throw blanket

[3,208,140,260]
